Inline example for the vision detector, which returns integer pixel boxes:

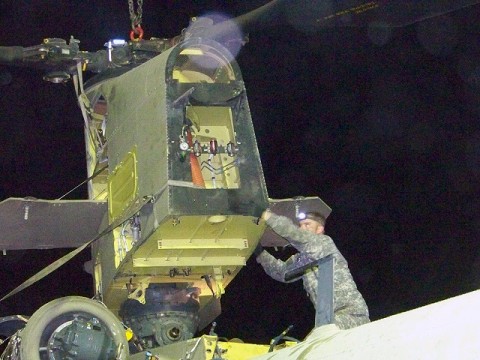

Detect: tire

[19,296,129,360]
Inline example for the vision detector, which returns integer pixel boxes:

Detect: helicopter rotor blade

[200,0,285,41]
[294,0,480,29]
[192,0,480,47]
[2,0,480,76]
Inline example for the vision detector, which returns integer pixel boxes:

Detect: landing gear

[18,296,128,360]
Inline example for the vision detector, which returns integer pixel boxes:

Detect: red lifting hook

[130,25,144,41]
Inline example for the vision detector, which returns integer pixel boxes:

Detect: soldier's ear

[315,225,324,234]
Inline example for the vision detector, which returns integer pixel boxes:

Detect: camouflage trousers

[334,308,370,329]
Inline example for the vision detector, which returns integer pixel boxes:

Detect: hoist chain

[128,0,143,29]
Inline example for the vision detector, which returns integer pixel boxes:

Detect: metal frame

[314,254,334,327]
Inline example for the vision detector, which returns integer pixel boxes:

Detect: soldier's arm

[262,210,335,258]
[256,251,294,283]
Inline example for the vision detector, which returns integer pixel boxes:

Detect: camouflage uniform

[257,213,370,329]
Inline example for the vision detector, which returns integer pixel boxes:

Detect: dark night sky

[1,0,480,344]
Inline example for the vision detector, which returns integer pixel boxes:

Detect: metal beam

[315,254,334,327]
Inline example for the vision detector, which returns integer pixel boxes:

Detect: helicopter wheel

[19,296,129,360]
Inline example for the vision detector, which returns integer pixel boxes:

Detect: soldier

[255,209,370,329]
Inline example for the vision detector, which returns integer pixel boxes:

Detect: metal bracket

[315,254,334,327]
[127,277,151,304]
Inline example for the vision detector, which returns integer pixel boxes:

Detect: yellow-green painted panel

[108,148,138,221]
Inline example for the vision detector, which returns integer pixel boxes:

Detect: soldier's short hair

[302,211,326,226]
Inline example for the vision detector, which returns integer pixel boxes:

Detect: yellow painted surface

[108,148,138,221]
